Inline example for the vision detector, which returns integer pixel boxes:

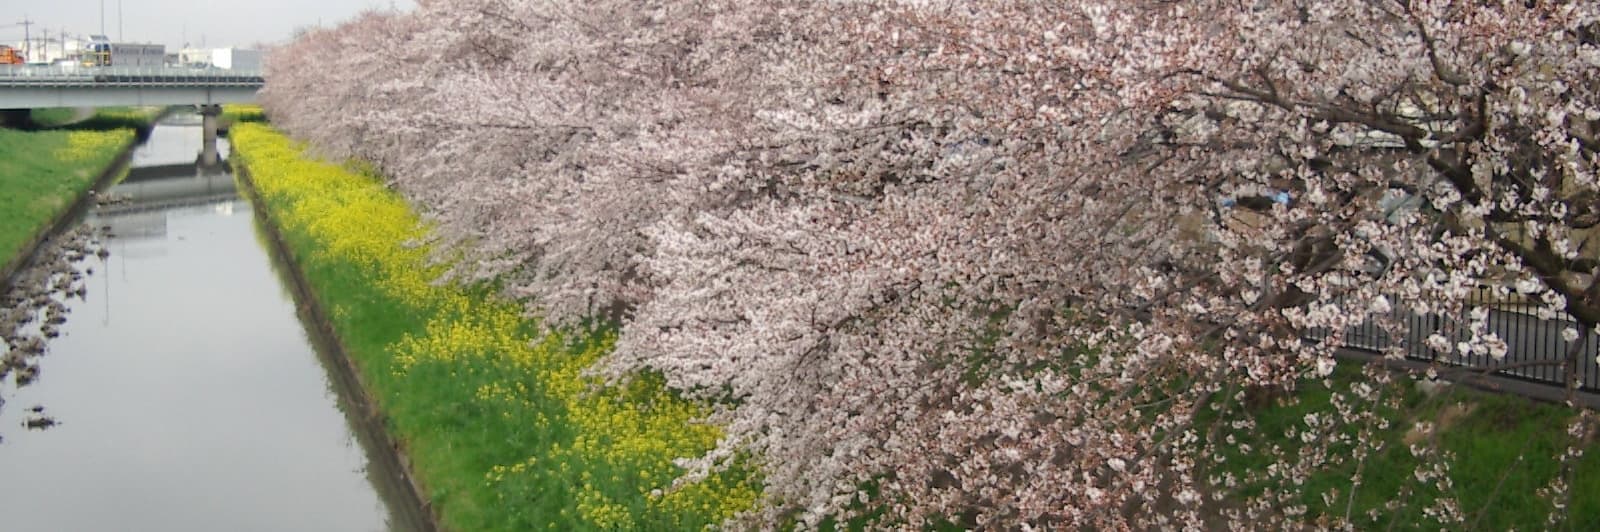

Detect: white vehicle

[82,35,165,67]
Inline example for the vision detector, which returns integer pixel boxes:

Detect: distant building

[177,48,210,67]
[7,35,93,65]
[9,34,174,67]
[177,48,261,70]
[212,48,260,70]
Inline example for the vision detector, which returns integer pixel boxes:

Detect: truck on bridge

[82,36,165,68]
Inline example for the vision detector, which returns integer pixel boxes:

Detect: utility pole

[100,0,105,37]
[18,15,33,61]
[118,0,123,42]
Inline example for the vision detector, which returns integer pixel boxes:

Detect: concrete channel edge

[232,159,443,532]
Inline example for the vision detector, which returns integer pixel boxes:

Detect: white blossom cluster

[261,1,1600,528]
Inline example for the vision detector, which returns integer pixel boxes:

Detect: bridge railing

[0,65,264,87]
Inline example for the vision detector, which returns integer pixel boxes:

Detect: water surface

[0,113,420,531]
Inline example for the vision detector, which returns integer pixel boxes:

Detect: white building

[8,36,93,65]
[177,48,261,70]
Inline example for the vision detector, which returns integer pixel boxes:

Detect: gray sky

[1,0,414,51]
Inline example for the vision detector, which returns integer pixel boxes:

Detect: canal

[0,112,426,531]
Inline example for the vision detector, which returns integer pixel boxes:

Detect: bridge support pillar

[200,104,222,166]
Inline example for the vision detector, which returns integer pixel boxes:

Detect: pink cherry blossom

[260,1,1600,528]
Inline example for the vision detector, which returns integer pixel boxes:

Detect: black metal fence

[1316,295,1600,393]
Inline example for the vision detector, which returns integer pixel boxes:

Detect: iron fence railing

[0,65,263,87]
[1313,294,1600,392]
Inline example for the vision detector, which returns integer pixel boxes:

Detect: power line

[16,15,33,61]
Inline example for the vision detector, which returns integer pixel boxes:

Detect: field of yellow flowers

[229,123,758,530]
[0,127,134,267]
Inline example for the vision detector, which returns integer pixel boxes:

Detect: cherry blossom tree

[260,0,1600,528]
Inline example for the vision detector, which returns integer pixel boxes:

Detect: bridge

[0,66,263,108]
[0,65,265,165]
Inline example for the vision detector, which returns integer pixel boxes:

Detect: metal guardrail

[1310,295,1600,393]
[0,66,264,87]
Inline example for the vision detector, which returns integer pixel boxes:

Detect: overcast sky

[2,0,414,51]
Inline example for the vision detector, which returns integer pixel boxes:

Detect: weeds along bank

[1,106,170,277]
[228,123,757,531]
[28,106,162,131]
[219,105,266,126]
[1206,365,1600,529]
[0,127,134,273]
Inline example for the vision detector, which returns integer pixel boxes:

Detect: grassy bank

[0,127,134,269]
[1208,364,1600,529]
[220,104,266,126]
[229,123,758,531]
[29,106,165,130]
[26,108,81,128]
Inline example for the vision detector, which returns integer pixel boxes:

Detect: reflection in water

[0,114,417,531]
[129,113,232,168]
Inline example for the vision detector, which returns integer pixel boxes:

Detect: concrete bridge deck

[0,66,263,108]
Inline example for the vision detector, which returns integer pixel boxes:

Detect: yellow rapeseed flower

[230,123,760,529]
